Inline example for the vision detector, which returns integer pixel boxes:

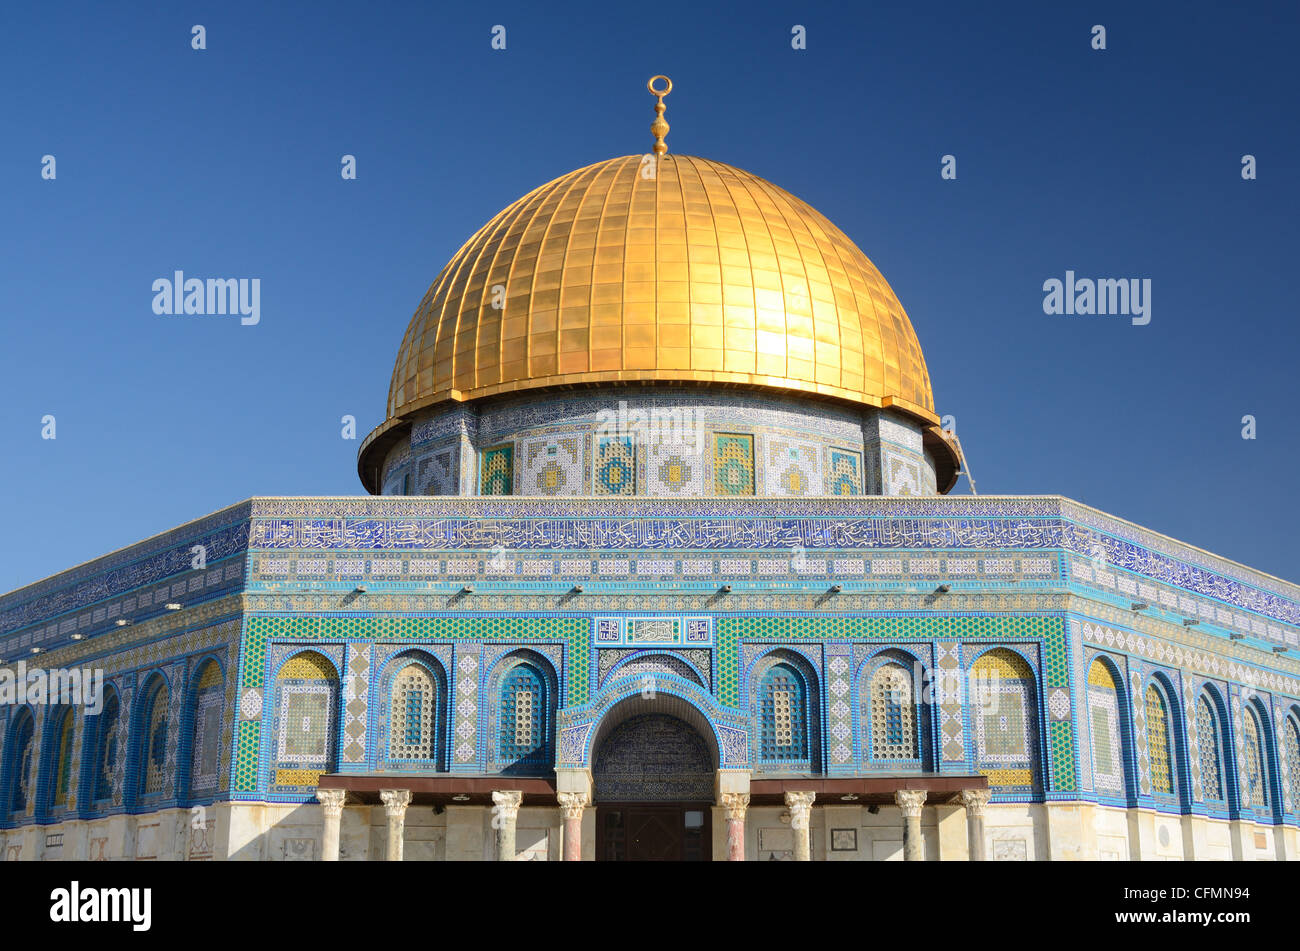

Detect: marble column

[959,788,991,861]
[720,792,750,861]
[492,790,523,861]
[557,791,589,862]
[316,788,347,861]
[379,789,412,862]
[785,791,816,861]
[895,789,927,862]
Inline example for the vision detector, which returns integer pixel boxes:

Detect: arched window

[1086,659,1126,797]
[7,710,35,816]
[138,678,170,797]
[188,660,225,798]
[1284,712,1300,815]
[867,661,919,761]
[49,707,76,811]
[759,663,809,764]
[1144,683,1175,796]
[390,663,437,761]
[969,649,1040,792]
[272,651,339,790]
[1242,704,1269,811]
[498,663,549,770]
[1195,693,1225,804]
[93,691,120,803]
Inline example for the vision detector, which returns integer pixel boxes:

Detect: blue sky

[1,0,1296,590]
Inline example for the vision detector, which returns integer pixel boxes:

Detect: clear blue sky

[1,0,1296,591]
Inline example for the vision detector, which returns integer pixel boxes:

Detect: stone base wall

[2,801,1295,860]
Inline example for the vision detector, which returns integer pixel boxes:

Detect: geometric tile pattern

[757,663,809,764]
[1241,703,1269,811]
[1085,659,1124,796]
[1282,711,1300,813]
[764,438,821,496]
[1131,669,1150,795]
[828,448,862,496]
[866,659,919,761]
[1144,683,1174,796]
[594,436,637,496]
[233,615,590,791]
[270,651,338,793]
[713,434,755,496]
[479,444,513,496]
[969,649,1038,791]
[716,614,1074,789]
[189,662,226,795]
[341,643,371,764]
[519,436,583,497]
[1195,694,1224,803]
[934,640,965,762]
[825,645,853,768]
[452,646,481,767]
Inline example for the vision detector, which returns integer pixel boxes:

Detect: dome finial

[647,75,672,156]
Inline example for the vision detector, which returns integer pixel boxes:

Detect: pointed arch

[751,649,821,772]
[862,648,931,770]
[133,673,171,801]
[1086,656,1131,800]
[41,706,77,815]
[1241,699,1274,815]
[968,648,1041,794]
[1283,706,1300,816]
[90,686,121,806]
[489,649,558,775]
[185,657,226,800]
[4,708,36,818]
[380,651,449,769]
[270,650,340,791]
[1195,685,1230,806]
[1143,678,1178,799]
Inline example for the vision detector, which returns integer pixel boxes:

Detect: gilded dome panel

[385,155,937,423]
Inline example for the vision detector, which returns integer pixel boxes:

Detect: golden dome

[384,153,938,424]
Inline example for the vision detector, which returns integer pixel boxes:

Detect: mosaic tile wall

[0,613,240,824]
[377,387,938,499]
[2,494,1300,829]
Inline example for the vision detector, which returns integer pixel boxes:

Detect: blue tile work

[0,503,250,657]
[0,614,240,826]
[1,493,1299,833]
[237,496,1300,643]
[377,387,934,499]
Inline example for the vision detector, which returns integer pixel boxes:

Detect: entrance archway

[590,695,719,861]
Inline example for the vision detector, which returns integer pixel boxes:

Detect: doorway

[597,804,711,861]
[591,711,717,861]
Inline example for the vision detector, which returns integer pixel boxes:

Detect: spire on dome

[648,75,672,156]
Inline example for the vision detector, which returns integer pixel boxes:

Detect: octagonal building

[1,80,1297,862]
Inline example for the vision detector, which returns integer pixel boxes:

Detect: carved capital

[316,788,348,817]
[959,787,992,817]
[894,788,927,818]
[379,788,412,818]
[719,791,750,821]
[783,790,816,810]
[557,791,589,820]
[491,789,523,820]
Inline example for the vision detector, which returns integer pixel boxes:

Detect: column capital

[895,788,927,818]
[379,788,412,817]
[783,790,816,810]
[959,787,992,816]
[719,791,750,821]
[492,789,524,819]
[316,788,347,816]
[784,790,815,829]
[556,791,590,820]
